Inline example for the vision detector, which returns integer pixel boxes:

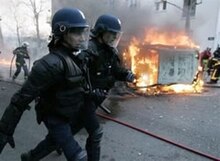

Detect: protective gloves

[0,128,15,153]
[0,103,24,153]
[126,71,135,83]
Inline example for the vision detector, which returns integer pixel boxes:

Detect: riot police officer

[72,14,135,160]
[12,42,30,80]
[87,14,135,91]
[84,14,135,161]
[20,14,135,161]
[0,8,90,161]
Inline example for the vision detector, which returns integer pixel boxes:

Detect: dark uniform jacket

[84,38,129,90]
[13,46,29,65]
[11,45,88,122]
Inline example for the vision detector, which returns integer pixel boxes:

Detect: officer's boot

[86,128,103,161]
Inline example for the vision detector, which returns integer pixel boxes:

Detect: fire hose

[97,113,220,161]
[28,57,31,72]
[9,54,16,78]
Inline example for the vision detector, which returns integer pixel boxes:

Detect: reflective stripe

[213,62,220,67]
[211,69,218,80]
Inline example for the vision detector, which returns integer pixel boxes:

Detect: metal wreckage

[119,28,204,96]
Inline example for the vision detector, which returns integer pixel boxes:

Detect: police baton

[98,105,111,114]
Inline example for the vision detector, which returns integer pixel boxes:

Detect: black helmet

[52,8,89,36]
[92,14,122,36]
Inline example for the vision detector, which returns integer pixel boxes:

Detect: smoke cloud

[52,0,186,42]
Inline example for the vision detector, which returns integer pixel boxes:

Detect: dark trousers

[29,99,103,161]
[71,100,103,161]
[30,115,83,161]
[13,63,29,79]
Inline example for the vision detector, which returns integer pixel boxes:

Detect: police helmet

[92,14,122,48]
[52,8,89,36]
[92,14,122,36]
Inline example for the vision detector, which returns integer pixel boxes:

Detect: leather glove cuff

[126,71,135,83]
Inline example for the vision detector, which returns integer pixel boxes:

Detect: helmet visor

[102,31,122,48]
[67,27,90,50]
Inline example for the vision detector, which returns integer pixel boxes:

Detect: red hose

[97,113,220,161]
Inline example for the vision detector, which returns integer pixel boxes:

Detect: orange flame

[123,28,202,95]
[144,28,199,48]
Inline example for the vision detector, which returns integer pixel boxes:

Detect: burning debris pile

[122,28,203,95]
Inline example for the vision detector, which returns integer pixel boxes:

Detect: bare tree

[22,0,47,48]
[9,0,25,46]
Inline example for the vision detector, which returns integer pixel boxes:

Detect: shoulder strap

[52,51,82,77]
[108,47,121,63]
[88,40,99,57]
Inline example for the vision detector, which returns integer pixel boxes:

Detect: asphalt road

[0,80,219,161]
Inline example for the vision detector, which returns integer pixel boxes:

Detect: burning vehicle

[121,28,203,95]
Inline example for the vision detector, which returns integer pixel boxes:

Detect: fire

[144,28,199,48]
[123,28,203,95]
[0,58,12,67]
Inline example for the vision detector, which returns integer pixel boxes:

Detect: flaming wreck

[122,28,203,95]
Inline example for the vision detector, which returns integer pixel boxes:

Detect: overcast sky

[0,0,51,38]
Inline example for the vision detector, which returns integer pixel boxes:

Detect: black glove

[92,89,108,106]
[0,127,15,153]
[126,71,135,83]
[0,103,24,153]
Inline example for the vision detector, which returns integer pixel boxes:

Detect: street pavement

[0,79,219,161]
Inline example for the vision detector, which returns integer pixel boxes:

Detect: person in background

[207,46,220,83]
[198,47,211,71]
[12,42,30,80]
